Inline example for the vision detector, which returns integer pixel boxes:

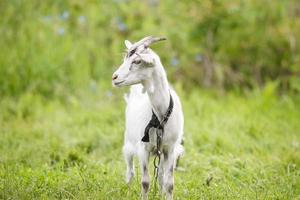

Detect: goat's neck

[142,63,170,120]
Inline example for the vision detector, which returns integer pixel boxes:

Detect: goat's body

[113,36,184,200]
[124,84,184,155]
[123,84,184,199]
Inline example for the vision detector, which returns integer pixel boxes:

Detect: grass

[0,84,299,199]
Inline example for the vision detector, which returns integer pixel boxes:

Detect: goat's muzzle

[112,74,118,80]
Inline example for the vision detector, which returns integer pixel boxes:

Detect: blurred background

[1,0,299,97]
[1,0,300,199]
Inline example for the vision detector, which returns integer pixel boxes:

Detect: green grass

[1,1,300,199]
[1,85,299,199]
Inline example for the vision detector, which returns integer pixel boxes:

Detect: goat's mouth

[113,80,125,86]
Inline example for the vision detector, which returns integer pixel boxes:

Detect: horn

[131,36,167,50]
[144,36,167,48]
[130,36,153,49]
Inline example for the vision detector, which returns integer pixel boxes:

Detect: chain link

[152,127,163,198]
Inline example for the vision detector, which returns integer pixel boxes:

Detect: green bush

[0,0,299,97]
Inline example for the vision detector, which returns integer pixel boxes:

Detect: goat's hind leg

[175,143,184,170]
[163,148,175,200]
[123,142,135,184]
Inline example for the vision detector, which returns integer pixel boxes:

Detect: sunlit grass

[1,86,299,199]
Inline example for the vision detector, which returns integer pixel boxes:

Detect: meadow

[1,0,300,199]
[1,84,299,199]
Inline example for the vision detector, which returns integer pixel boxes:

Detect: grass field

[1,84,300,199]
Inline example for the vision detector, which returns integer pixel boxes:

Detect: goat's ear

[138,53,155,67]
[124,40,133,49]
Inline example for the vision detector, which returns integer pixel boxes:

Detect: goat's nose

[112,74,118,80]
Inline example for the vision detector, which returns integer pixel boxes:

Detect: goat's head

[112,36,166,87]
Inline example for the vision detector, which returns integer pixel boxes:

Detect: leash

[152,126,163,198]
[141,94,174,198]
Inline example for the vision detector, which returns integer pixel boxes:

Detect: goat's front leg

[163,148,175,200]
[138,147,150,200]
[123,143,135,184]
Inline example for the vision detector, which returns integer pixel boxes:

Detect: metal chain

[151,94,173,198]
[152,127,163,198]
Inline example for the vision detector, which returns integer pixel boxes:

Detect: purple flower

[89,80,97,92]
[57,27,65,36]
[106,91,113,98]
[170,57,179,67]
[194,54,203,62]
[60,11,69,20]
[115,17,127,32]
[113,0,129,3]
[78,16,86,24]
[42,15,52,23]
[118,23,127,32]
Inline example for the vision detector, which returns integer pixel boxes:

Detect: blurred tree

[0,0,299,97]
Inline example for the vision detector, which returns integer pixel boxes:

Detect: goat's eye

[133,60,141,65]
[128,49,136,57]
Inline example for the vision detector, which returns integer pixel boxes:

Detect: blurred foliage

[0,0,300,97]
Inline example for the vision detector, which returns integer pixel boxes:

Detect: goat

[112,36,184,200]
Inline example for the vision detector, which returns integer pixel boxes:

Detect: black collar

[141,94,174,142]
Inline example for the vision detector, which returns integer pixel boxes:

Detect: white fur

[112,37,184,200]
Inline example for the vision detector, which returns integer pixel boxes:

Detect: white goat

[112,36,184,200]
